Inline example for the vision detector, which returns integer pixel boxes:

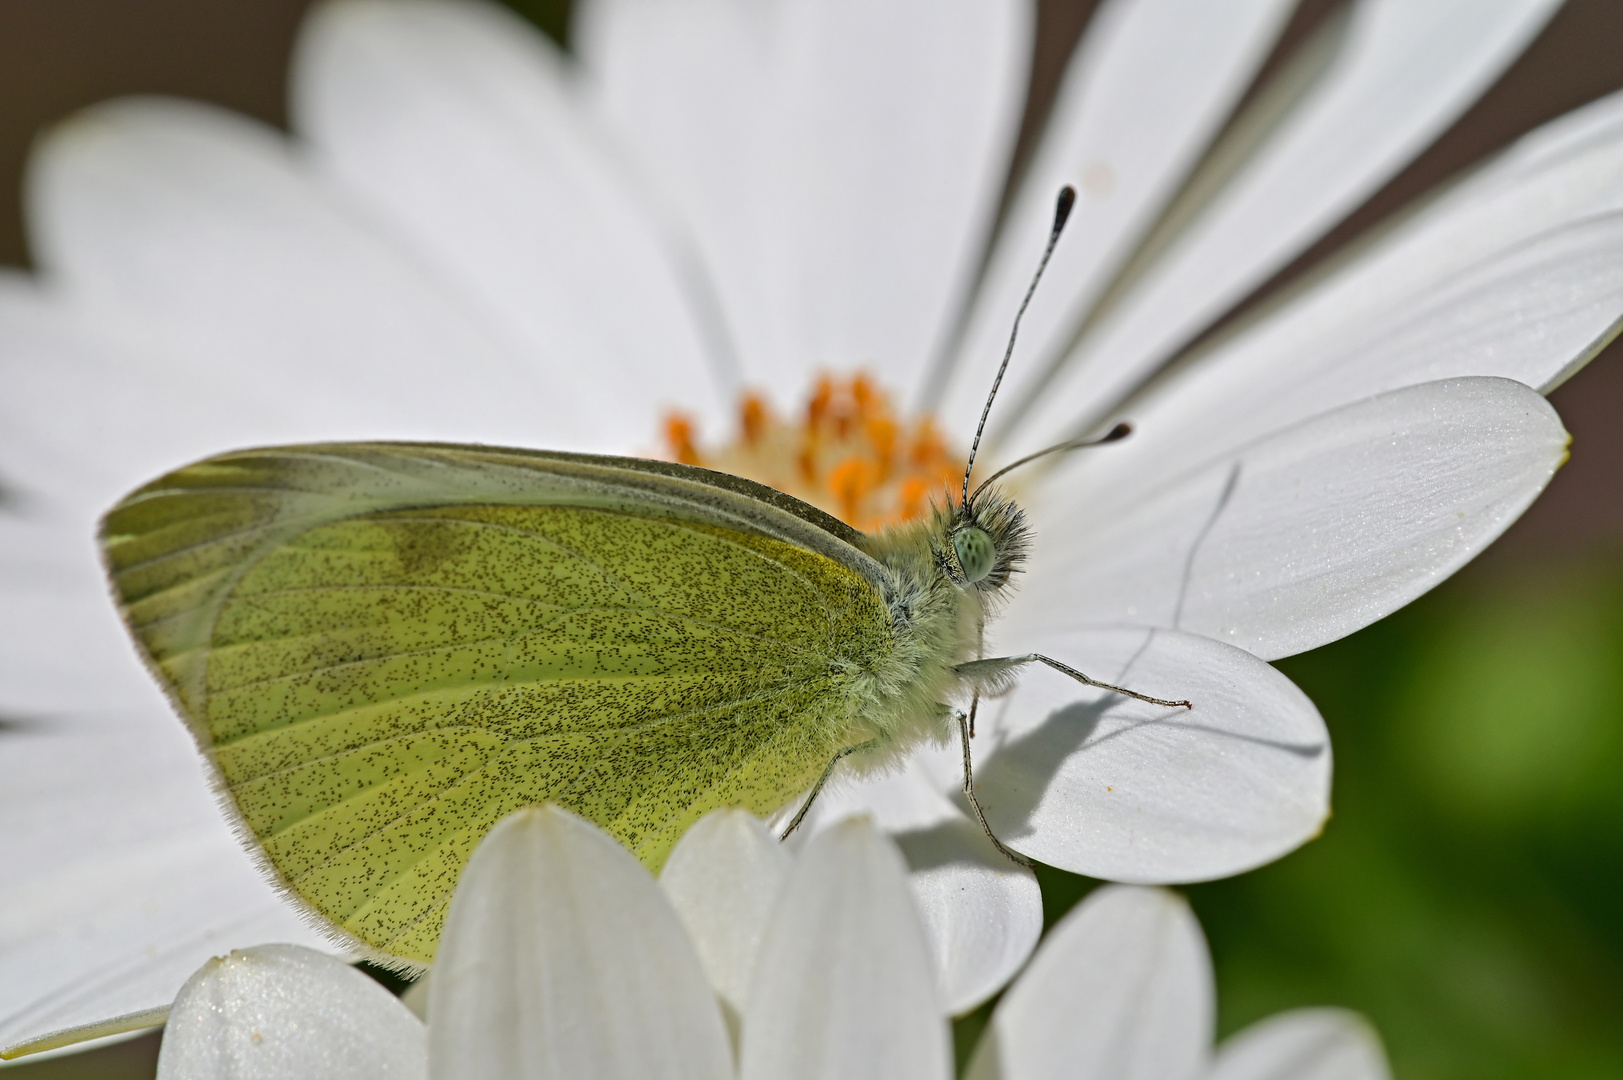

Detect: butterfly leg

[956,700,1033,870]
[956,653,1192,709]
[779,739,881,841]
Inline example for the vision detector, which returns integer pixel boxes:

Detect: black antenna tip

[1052,185,1076,235]
[1103,421,1131,442]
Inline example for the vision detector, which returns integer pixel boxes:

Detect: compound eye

[953,527,996,584]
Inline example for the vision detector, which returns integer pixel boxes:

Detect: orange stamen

[739,393,770,446]
[807,376,834,429]
[828,456,876,524]
[659,370,967,531]
[663,413,700,465]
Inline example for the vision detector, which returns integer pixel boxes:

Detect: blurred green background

[1,1,1620,1078]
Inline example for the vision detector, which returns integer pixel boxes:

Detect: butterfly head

[945,486,1029,594]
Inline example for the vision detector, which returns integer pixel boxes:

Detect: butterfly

[98,188,1185,968]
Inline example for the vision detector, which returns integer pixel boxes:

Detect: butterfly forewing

[101,444,893,965]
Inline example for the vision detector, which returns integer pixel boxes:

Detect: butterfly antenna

[961,185,1076,511]
[969,421,1131,504]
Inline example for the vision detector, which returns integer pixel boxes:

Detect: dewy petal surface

[1006,0,1564,453]
[936,0,1293,422]
[293,0,728,434]
[430,806,731,1080]
[579,0,1030,397]
[741,818,950,1080]
[1208,1008,1391,1080]
[1021,378,1568,662]
[964,885,1212,1080]
[28,97,607,453]
[659,808,792,1014]
[156,944,425,1080]
[969,628,1328,883]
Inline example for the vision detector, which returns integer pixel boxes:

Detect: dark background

[1,2,1619,1077]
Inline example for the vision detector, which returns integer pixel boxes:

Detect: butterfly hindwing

[101,443,895,964]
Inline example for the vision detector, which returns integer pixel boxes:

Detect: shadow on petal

[966,698,1112,841]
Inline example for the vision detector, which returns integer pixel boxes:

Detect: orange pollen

[739,393,770,446]
[658,372,967,531]
[664,413,701,465]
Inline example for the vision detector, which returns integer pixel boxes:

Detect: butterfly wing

[101,442,896,965]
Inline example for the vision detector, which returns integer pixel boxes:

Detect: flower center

[661,373,965,531]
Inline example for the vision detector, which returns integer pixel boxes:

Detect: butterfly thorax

[847,490,1030,766]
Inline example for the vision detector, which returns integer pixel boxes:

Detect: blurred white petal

[1011,0,1564,453]
[580,0,1030,395]
[1086,92,1623,497]
[0,515,151,711]
[937,0,1294,425]
[969,627,1327,883]
[0,709,336,1060]
[430,806,731,1080]
[574,0,765,361]
[659,808,793,1013]
[741,818,949,1080]
[155,944,424,1080]
[0,278,270,520]
[0,278,345,1060]
[1209,1008,1391,1080]
[1022,377,1568,660]
[964,885,1212,1080]
[28,97,608,453]
[400,973,430,1022]
[293,0,728,432]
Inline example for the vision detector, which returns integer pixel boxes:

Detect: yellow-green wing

[100,442,896,965]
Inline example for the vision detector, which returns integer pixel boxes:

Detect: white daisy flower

[151,807,1391,1080]
[3,0,1620,1058]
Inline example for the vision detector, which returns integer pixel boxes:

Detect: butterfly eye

[953,527,996,584]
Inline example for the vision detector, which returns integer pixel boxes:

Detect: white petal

[156,944,425,1080]
[1019,377,1568,661]
[1008,0,1563,453]
[0,289,342,1057]
[740,818,949,1080]
[659,808,793,1013]
[0,709,337,1060]
[579,0,1030,396]
[772,751,1041,1015]
[293,0,727,432]
[935,0,1294,423]
[400,973,431,1022]
[0,278,271,522]
[968,627,1328,883]
[1209,1008,1390,1080]
[27,97,612,454]
[964,885,1212,1080]
[574,0,766,361]
[1078,93,1623,499]
[429,806,731,1080]
[777,746,965,842]
[892,816,1041,1015]
[0,514,153,711]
